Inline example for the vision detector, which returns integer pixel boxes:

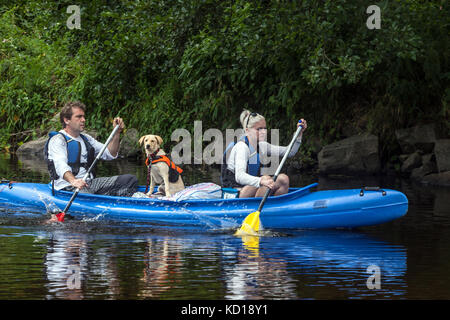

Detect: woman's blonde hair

[239,109,265,129]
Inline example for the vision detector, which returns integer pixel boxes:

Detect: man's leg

[85,174,138,197]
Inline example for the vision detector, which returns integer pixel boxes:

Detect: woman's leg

[238,174,290,198]
[255,174,290,197]
[238,185,258,198]
[273,173,289,196]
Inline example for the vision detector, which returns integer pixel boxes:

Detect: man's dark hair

[60,101,86,128]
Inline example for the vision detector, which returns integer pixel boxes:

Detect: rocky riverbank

[312,124,449,186]
[15,123,450,187]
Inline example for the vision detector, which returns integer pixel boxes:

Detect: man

[45,101,138,220]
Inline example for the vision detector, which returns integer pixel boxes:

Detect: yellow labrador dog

[139,134,184,197]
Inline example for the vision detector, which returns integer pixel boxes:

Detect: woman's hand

[260,175,275,189]
[298,118,307,133]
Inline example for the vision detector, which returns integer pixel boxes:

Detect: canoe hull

[0,182,408,229]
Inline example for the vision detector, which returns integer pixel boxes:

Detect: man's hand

[71,178,88,189]
[64,171,88,190]
[113,117,125,133]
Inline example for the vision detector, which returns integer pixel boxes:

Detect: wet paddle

[52,124,120,222]
[234,120,304,236]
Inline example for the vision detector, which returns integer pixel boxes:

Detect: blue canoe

[0,181,408,229]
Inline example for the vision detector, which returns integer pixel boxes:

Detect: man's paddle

[234,120,303,236]
[53,124,120,222]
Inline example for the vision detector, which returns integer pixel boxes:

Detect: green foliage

[0,0,448,163]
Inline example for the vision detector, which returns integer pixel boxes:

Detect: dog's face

[139,134,163,154]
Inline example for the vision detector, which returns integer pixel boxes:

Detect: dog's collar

[145,149,160,167]
[149,149,160,160]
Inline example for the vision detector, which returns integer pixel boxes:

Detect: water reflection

[225,235,298,299]
[44,232,88,299]
[31,226,408,300]
[229,231,407,299]
[139,238,184,298]
[2,153,448,299]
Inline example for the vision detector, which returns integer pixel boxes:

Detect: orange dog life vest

[145,155,183,183]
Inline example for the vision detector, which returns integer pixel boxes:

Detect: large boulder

[395,124,436,154]
[410,153,438,180]
[434,139,450,172]
[16,154,49,175]
[16,135,48,159]
[401,152,422,173]
[318,133,380,175]
[119,128,141,158]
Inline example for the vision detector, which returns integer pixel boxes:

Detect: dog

[139,134,185,197]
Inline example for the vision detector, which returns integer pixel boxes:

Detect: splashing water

[34,187,61,215]
[177,206,240,232]
[80,211,108,222]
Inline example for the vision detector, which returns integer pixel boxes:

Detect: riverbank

[10,121,450,187]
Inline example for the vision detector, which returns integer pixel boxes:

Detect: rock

[423,153,438,172]
[395,124,436,154]
[16,135,48,159]
[399,154,409,162]
[434,139,450,172]
[411,167,424,180]
[421,171,450,187]
[16,154,49,175]
[411,162,437,180]
[286,159,303,175]
[15,129,109,159]
[318,133,380,175]
[422,153,435,164]
[401,152,422,173]
[119,128,141,158]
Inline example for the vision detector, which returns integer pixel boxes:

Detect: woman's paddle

[234,120,304,236]
[53,124,121,222]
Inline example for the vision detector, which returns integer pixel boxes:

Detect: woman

[221,110,307,198]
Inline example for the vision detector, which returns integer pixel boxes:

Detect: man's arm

[107,117,125,157]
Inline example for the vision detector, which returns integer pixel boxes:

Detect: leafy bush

[0,0,448,164]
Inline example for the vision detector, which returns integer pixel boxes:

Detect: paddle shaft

[61,124,120,214]
[256,121,303,212]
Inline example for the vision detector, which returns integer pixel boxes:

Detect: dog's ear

[138,135,147,146]
[155,135,163,146]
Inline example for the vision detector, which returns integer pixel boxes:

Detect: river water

[0,153,449,301]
